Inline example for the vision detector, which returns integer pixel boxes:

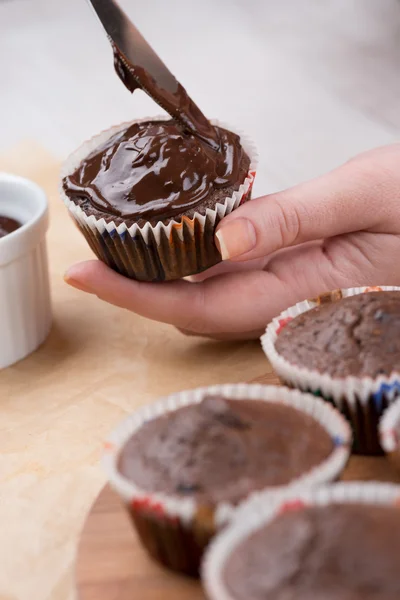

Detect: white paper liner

[102,383,351,528]
[380,398,400,453]
[59,115,258,253]
[202,481,400,600]
[261,286,400,406]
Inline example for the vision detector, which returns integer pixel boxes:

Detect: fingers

[216,143,400,262]
[63,245,339,338]
[186,255,270,283]
[64,228,400,340]
[265,230,400,298]
[63,260,296,335]
[64,261,204,327]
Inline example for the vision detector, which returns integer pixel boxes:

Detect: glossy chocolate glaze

[63,33,247,221]
[0,216,21,239]
[63,120,245,220]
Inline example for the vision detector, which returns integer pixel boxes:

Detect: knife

[86,0,219,148]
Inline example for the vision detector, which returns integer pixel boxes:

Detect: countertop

[0,143,267,600]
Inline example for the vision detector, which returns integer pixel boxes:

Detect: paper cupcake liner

[380,398,400,472]
[261,285,400,455]
[60,116,258,282]
[102,383,351,575]
[202,481,400,600]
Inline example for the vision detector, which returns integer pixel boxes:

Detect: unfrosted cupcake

[60,117,257,281]
[203,482,400,600]
[262,286,400,454]
[102,383,351,575]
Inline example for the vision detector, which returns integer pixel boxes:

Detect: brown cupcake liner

[261,285,400,455]
[102,383,351,576]
[60,117,258,282]
[202,481,400,599]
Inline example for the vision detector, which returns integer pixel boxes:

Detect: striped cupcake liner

[202,481,400,599]
[60,117,258,282]
[102,383,351,575]
[261,286,400,455]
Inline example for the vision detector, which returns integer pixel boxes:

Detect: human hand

[64,144,400,340]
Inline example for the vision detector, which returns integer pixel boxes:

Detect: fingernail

[215,218,257,260]
[64,270,94,294]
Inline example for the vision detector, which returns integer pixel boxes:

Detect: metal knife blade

[87,0,178,93]
[86,0,218,147]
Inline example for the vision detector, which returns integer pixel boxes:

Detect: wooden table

[0,145,268,600]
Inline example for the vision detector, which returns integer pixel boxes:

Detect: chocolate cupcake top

[62,119,249,223]
[275,291,400,378]
[223,503,400,600]
[0,216,21,239]
[118,395,333,506]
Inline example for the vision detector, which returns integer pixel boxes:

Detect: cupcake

[60,117,257,282]
[203,482,400,600]
[380,398,400,474]
[262,286,400,455]
[102,383,351,575]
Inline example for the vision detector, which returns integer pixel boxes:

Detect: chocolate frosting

[275,291,400,378]
[112,44,219,151]
[63,120,246,220]
[223,503,400,600]
[0,216,21,239]
[118,396,333,506]
[63,28,248,221]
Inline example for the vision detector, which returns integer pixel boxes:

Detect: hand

[65,144,400,340]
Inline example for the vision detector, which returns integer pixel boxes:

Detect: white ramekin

[0,173,51,368]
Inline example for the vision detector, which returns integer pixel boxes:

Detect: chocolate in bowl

[0,216,21,239]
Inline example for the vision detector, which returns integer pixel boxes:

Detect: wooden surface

[76,371,400,600]
[0,143,267,600]
[1,2,400,599]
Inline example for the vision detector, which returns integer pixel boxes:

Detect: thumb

[215,145,400,262]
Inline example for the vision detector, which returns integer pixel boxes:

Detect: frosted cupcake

[61,117,256,281]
